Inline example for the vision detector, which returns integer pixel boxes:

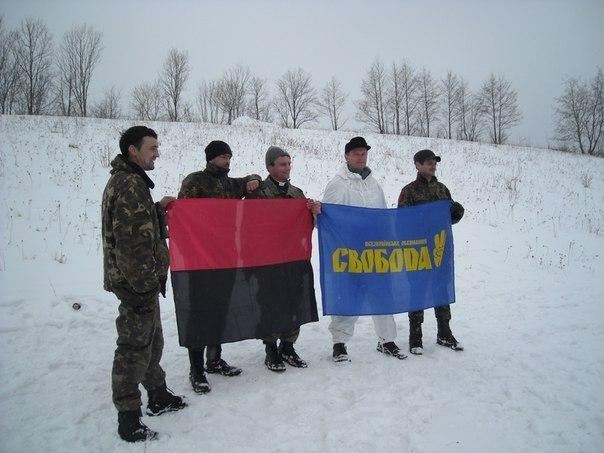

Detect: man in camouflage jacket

[102,126,186,443]
[397,149,465,355]
[178,140,261,394]
[247,146,319,372]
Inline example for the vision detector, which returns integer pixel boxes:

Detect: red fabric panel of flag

[167,199,318,347]
[168,198,313,271]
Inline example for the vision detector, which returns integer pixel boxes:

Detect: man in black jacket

[178,140,261,393]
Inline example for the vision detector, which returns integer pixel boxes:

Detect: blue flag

[317,200,455,316]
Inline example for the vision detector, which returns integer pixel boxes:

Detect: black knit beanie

[205,140,232,162]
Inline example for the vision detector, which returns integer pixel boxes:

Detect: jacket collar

[339,164,372,180]
[204,162,230,177]
[111,154,155,189]
[267,175,290,192]
[416,173,438,184]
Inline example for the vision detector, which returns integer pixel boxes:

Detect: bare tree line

[0,17,104,117]
[1,16,601,154]
[554,68,603,155]
[354,58,523,145]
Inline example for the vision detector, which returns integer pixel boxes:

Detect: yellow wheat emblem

[433,230,446,267]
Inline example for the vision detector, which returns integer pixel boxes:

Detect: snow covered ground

[0,114,602,452]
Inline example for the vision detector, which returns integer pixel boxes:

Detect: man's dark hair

[119,126,158,156]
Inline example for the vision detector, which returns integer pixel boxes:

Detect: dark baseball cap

[345,136,371,154]
[413,149,441,163]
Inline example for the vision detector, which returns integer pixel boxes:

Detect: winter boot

[206,358,242,376]
[264,342,286,372]
[206,344,242,376]
[409,320,424,355]
[279,341,308,368]
[189,347,211,393]
[377,341,408,360]
[332,343,349,362]
[189,371,211,394]
[146,382,187,416]
[117,408,158,443]
[436,318,464,351]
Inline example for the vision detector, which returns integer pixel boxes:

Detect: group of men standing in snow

[101,126,465,442]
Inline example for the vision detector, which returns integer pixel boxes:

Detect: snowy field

[0,114,603,452]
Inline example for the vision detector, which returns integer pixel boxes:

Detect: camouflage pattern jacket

[246,176,306,199]
[178,163,261,199]
[397,174,453,207]
[102,154,169,302]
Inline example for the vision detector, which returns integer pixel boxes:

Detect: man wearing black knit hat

[177,140,261,394]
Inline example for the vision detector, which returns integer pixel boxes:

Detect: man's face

[268,155,291,182]
[345,147,368,171]
[128,136,159,171]
[415,159,438,178]
[210,154,231,169]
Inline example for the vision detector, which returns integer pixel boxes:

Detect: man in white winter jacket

[322,137,407,362]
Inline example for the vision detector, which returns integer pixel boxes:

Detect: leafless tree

[14,18,54,115]
[417,67,439,137]
[181,101,194,122]
[456,77,482,142]
[0,17,21,114]
[197,80,224,124]
[160,48,190,121]
[440,71,459,139]
[390,62,419,135]
[478,73,522,144]
[56,24,102,117]
[53,47,75,116]
[317,76,347,130]
[130,80,162,121]
[554,68,603,155]
[274,67,317,129]
[216,65,250,124]
[247,75,272,122]
[92,85,121,119]
[356,59,388,134]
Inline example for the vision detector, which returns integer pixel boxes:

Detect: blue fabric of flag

[318,200,455,316]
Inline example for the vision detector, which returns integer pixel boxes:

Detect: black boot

[189,371,211,394]
[146,382,187,416]
[409,320,423,355]
[265,342,286,372]
[436,319,464,351]
[189,347,211,393]
[377,341,408,360]
[206,344,242,376]
[117,408,158,443]
[279,341,307,368]
[332,343,349,362]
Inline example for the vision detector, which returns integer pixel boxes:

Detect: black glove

[160,276,167,298]
[451,201,465,224]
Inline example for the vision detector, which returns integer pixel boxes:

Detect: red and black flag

[167,198,318,347]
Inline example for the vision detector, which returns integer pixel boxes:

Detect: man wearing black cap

[177,140,261,393]
[398,149,465,355]
[322,136,405,362]
[247,145,321,372]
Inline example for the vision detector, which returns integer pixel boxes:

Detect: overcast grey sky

[3,0,603,147]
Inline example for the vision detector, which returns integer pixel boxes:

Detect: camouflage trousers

[262,327,300,344]
[112,294,166,412]
[408,304,451,324]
